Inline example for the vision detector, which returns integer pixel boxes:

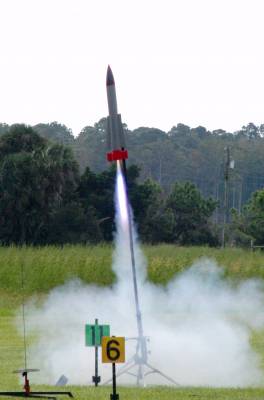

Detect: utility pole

[222,146,230,248]
[214,181,219,225]
[238,181,243,216]
[232,185,235,209]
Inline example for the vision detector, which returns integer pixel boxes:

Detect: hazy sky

[0,0,263,135]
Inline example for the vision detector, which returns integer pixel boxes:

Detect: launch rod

[21,263,28,371]
[121,159,147,362]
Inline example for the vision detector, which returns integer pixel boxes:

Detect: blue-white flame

[116,161,129,225]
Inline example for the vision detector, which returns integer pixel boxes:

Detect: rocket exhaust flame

[116,161,129,226]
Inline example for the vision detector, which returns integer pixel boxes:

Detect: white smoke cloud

[17,165,264,387]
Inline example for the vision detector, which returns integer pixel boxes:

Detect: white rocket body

[106,66,128,162]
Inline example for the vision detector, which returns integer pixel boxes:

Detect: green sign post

[85,319,110,386]
[85,322,110,347]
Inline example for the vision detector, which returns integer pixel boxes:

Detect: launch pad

[104,336,179,386]
[0,369,73,399]
[0,263,73,399]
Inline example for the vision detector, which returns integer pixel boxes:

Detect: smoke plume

[18,163,264,387]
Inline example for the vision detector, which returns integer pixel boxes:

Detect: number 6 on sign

[102,337,125,363]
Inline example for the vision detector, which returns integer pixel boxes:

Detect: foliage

[0,125,221,245]
[0,124,46,155]
[5,122,264,246]
[75,118,109,172]
[33,121,75,146]
[166,182,218,245]
[78,165,116,241]
[233,189,264,245]
[3,119,264,214]
[72,120,264,220]
[78,164,166,242]
[0,125,81,245]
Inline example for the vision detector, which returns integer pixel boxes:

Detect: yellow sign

[102,336,125,363]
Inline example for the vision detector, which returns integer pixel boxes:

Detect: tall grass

[0,245,264,301]
[146,245,264,284]
[0,245,114,295]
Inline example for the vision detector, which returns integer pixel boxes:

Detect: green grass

[67,386,264,400]
[146,245,264,284]
[0,384,264,400]
[0,244,263,315]
[1,245,264,397]
[0,383,264,400]
[0,245,264,299]
[15,386,264,400]
[0,245,114,302]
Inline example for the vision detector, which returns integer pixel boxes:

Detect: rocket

[106,65,128,162]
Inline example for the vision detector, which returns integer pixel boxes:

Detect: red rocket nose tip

[106,65,115,86]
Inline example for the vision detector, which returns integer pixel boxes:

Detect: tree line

[7,119,264,209]
[0,122,264,246]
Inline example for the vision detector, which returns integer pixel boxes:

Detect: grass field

[1,245,264,399]
[0,245,264,299]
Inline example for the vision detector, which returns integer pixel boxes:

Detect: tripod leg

[145,363,180,386]
[137,363,145,387]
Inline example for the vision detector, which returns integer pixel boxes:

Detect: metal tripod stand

[104,335,179,386]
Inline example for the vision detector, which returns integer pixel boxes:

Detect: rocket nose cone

[106,65,115,86]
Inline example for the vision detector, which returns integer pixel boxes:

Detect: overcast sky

[0,0,263,135]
